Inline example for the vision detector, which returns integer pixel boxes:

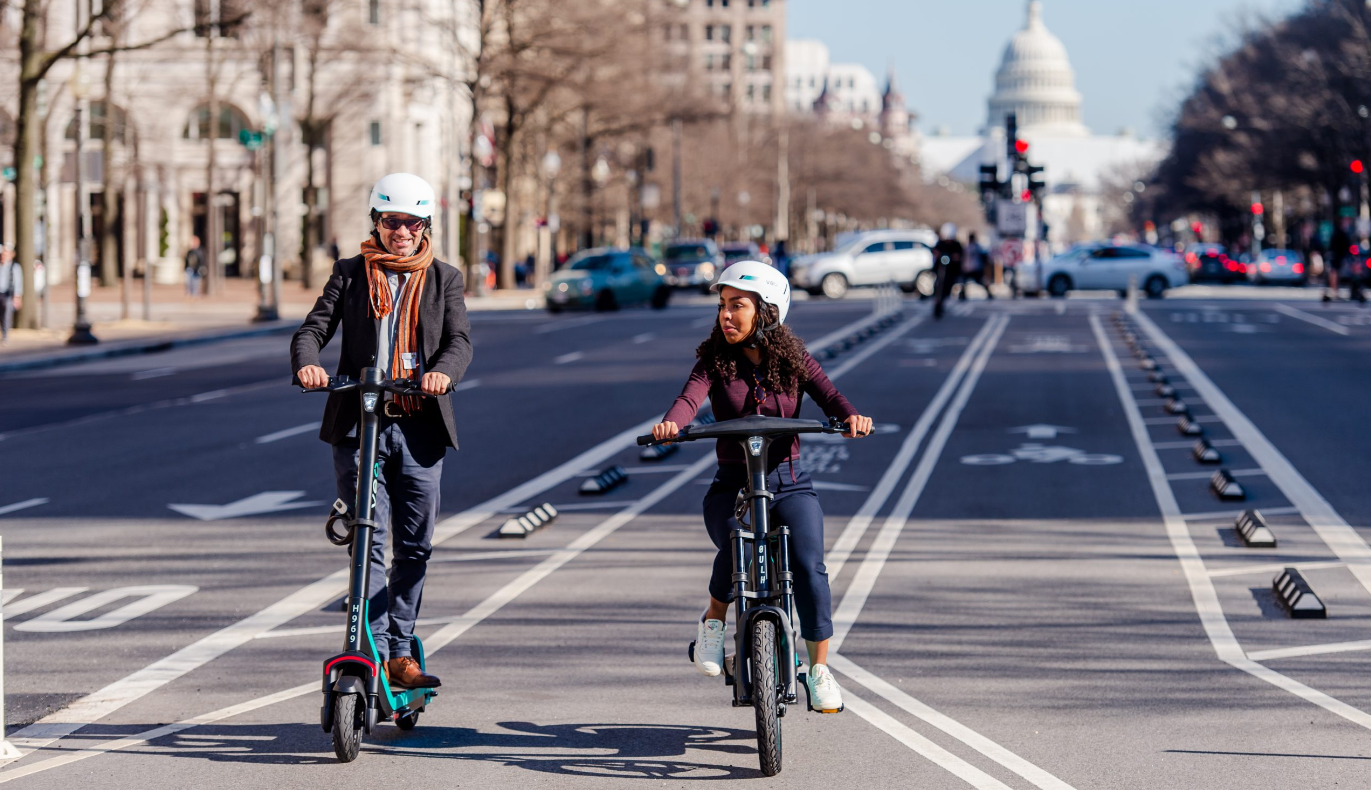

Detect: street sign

[997,202,1029,236]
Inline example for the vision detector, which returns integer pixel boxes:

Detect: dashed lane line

[1272,303,1351,336]
[553,351,585,364]
[1091,314,1371,732]
[1247,639,1371,662]
[253,422,321,444]
[1134,310,1371,599]
[0,498,49,517]
[825,315,1080,790]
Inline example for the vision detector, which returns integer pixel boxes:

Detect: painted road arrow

[1008,424,1077,440]
[168,491,325,521]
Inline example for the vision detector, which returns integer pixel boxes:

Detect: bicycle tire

[331,692,363,762]
[750,619,783,776]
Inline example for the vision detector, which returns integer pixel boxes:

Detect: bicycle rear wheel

[750,619,782,776]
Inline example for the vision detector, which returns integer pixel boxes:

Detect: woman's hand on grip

[651,421,681,442]
[843,414,873,438]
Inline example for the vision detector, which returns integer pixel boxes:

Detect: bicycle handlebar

[300,374,454,396]
[636,415,859,447]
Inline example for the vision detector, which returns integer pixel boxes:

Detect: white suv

[788,230,937,299]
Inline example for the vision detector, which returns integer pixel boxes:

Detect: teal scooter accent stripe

[361,600,435,715]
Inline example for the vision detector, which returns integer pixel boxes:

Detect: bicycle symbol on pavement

[960,442,1124,466]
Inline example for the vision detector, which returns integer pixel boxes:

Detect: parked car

[787,230,936,299]
[1020,243,1188,298]
[660,239,724,292]
[1184,243,1246,284]
[1247,248,1307,285]
[545,248,671,313]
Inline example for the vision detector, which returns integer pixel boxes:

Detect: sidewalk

[0,277,544,373]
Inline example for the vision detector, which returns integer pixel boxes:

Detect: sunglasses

[379,217,428,232]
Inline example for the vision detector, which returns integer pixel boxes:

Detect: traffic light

[1027,163,1046,201]
[1353,159,1365,174]
[979,164,999,201]
[1251,201,1264,216]
[1014,139,1030,156]
[1005,112,1019,164]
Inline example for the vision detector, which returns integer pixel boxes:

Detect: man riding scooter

[292,172,473,689]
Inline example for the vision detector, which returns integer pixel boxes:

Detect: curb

[0,321,297,375]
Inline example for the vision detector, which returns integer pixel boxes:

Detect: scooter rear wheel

[331,692,364,762]
[396,710,420,731]
[750,619,782,776]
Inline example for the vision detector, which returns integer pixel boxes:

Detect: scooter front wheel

[750,619,782,776]
[331,692,364,762]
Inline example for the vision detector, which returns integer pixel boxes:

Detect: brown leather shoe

[385,656,441,689]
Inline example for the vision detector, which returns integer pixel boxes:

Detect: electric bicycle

[302,366,449,763]
[637,414,853,777]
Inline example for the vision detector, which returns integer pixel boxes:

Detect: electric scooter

[638,414,854,777]
[303,366,448,763]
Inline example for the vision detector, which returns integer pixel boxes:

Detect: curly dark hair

[696,301,811,397]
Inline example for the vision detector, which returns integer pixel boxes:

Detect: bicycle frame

[730,433,799,710]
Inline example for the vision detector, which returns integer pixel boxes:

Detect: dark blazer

[290,254,473,448]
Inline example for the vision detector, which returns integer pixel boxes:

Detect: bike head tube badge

[748,437,763,456]
[362,393,379,413]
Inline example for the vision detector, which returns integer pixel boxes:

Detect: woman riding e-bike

[650,261,873,713]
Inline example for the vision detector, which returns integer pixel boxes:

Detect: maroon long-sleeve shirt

[663,352,857,467]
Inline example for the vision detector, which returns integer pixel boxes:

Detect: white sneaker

[694,616,726,677]
[807,663,844,712]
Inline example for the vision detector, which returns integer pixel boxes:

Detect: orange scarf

[361,235,435,413]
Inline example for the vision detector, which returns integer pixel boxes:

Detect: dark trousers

[934,260,962,318]
[332,418,445,659]
[702,461,834,642]
[0,294,12,340]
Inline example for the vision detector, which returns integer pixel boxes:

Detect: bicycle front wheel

[750,619,783,776]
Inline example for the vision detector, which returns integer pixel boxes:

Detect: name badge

[401,352,417,370]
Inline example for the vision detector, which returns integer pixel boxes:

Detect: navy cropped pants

[702,460,834,642]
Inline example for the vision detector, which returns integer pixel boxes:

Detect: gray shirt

[0,261,21,298]
[376,272,405,375]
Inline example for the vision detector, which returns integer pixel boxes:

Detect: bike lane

[831,303,1371,790]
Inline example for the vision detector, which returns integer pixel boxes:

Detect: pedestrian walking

[1325,220,1352,303]
[292,172,473,690]
[184,236,206,297]
[963,232,992,300]
[0,245,22,343]
[932,223,964,320]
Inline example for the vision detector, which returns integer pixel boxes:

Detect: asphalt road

[2,287,1371,788]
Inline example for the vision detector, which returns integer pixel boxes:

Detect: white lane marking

[13,455,721,782]
[575,464,694,477]
[16,586,198,633]
[1248,639,1371,662]
[427,548,560,564]
[453,378,481,392]
[502,501,634,513]
[831,314,1008,651]
[827,318,1077,789]
[130,367,176,381]
[1273,303,1351,335]
[832,656,1077,790]
[253,612,497,640]
[809,481,870,492]
[1091,314,1371,731]
[824,316,925,379]
[533,315,606,334]
[1207,561,1346,579]
[825,317,998,584]
[253,422,321,444]
[167,491,325,521]
[0,683,316,785]
[554,351,584,365]
[839,689,1014,790]
[1135,310,1371,599]
[1165,467,1265,481]
[0,590,21,606]
[0,498,49,517]
[632,332,655,344]
[1181,505,1299,522]
[3,308,892,770]
[189,390,228,403]
[2,588,88,619]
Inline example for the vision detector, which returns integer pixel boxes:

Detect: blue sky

[788,0,1301,139]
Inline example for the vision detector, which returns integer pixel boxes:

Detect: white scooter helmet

[369,173,436,220]
[711,260,791,325]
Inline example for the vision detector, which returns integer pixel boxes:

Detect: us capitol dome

[986,0,1088,136]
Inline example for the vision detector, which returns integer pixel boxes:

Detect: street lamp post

[68,25,98,346]
[539,150,561,286]
[253,26,283,323]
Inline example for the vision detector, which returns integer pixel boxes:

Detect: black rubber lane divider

[1192,438,1223,464]
[1157,383,1177,398]
[1273,567,1326,618]
[1122,332,1137,345]
[498,503,560,539]
[1235,509,1277,548]
[1149,371,1168,384]
[580,465,629,495]
[1210,468,1246,500]
[1178,416,1205,436]
[1140,357,1158,371]
[1167,398,1191,415]
[640,442,680,462]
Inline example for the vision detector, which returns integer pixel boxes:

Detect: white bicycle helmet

[711,260,791,325]
[369,173,436,220]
